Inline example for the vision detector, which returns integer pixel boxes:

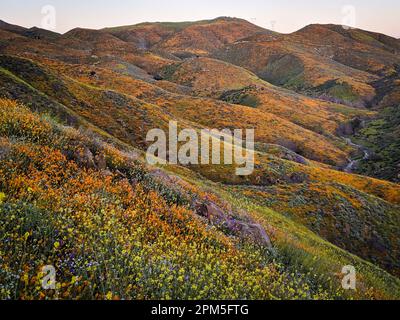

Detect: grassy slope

[353,71,400,183]
[167,165,400,299]
[159,57,374,134]
[1,99,303,300]
[212,24,400,106]
[1,98,399,300]
[179,145,400,276]
[3,56,398,277]
[0,54,354,166]
[212,39,377,106]
[354,105,400,183]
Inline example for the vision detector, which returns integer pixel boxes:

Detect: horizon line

[1,16,399,39]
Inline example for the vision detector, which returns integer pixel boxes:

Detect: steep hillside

[1,98,400,299]
[153,17,267,57]
[1,54,399,275]
[354,104,400,182]
[185,144,400,276]
[352,66,400,182]
[104,18,233,49]
[213,24,400,107]
[213,37,377,106]
[293,24,400,73]
[159,57,266,97]
[0,55,174,149]
[104,17,268,59]
[0,24,173,77]
[0,98,322,300]
[0,55,356,166]
[221,85,373,136]
[156,56,373,135]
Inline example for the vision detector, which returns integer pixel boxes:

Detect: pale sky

[0,0,399,38]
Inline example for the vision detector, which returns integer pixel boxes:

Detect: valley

[0,16,399,300]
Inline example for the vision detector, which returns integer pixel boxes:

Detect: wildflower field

[0,98,349,300]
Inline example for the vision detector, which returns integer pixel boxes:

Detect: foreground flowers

[0,99,358,299]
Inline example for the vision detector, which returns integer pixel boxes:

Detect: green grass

[166,164,400,299]
[316,80,360,104]
[220,88,261,108]
[355,106,400,182]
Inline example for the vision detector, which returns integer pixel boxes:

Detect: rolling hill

[213,24,400,106]
[0,17,399,300]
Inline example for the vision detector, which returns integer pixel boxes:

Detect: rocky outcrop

[234,222,272,248]
[70,147,109,170]
[195,202,272,248]
[75,147,95,168]
[94,153,107,170]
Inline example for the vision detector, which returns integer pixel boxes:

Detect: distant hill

[213,24,398,106]
[0,20,61,40]
[106,17,268,57]
[0,19,27,34]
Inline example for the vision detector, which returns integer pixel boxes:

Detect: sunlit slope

[1,98,399,299]
[105,17,268,56]
[0,98,333,300]
[156,56,374,136]
[180,146,400,275]
[0,55,355,166]
[0,55,178,148]
[151,17,267,57]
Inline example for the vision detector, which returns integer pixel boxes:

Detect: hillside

[153,17,267,57]
[1,99,399,299]
[0,54,358,166]
[213,24,400,107]
[0,17,399,300]
[105,17,267,58]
